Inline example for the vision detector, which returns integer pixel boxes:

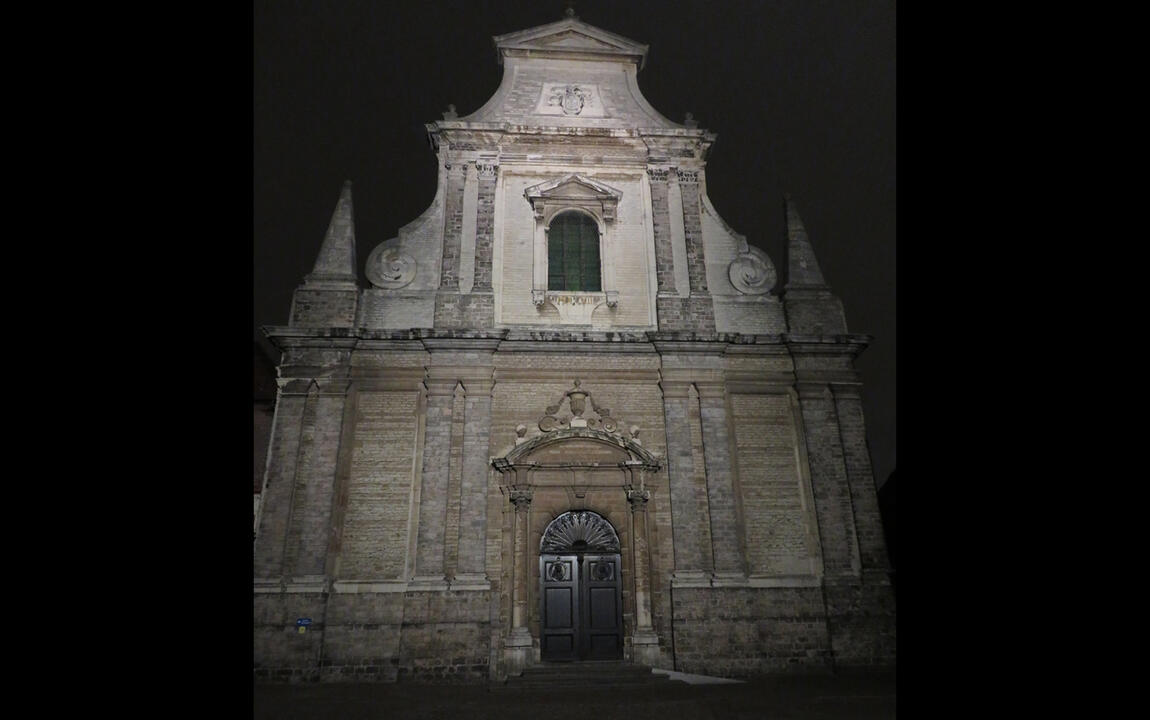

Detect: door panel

[582,555,622,660]
[588,587,617,628]
[545,587,574,628]
[540,553,623,661]
[540,555,579,661]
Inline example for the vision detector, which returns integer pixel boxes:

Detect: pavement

[253,669,895,719]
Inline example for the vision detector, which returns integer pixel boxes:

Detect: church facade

[254,13,894,682]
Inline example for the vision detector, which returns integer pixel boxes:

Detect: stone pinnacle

[305,180,358,286]
[783,194,828,290]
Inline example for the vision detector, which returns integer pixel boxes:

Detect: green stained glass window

[547,211,601,291]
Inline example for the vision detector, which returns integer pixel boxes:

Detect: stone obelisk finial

[780,194,846,334]
[304,180,358,287]
[782,193,828,290]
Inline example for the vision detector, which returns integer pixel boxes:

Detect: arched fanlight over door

[540,510,620,553]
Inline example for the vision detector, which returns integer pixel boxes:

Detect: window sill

[533,289,619,323]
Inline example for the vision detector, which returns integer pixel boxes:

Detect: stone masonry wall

[255,590,494,683]
[434,292,494,329]
[783,291,847,335]
[656,296,716,332]
[358,292,435,330]
[290,288,358,328]
[323,590,491,683]
[317,592,405,681]
[253,592,328,680]
[712,296,788,335]
[823,581,896,668]
[396,590,491,682]
[671,587,831,676]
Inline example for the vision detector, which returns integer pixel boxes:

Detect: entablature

[426,123,714,158]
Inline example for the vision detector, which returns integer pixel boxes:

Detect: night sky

[253,0,895,487]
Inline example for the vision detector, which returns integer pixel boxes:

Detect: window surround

[524,174,621,320]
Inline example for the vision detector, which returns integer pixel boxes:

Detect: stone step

[522,663,653,674]
[495,662,686,691]
[513,673,667,683]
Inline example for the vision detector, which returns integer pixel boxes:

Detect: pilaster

[454,374,495,589]
[646,167,677,295]
[286,378,352,580]
[695,380,746,582]
[473,162,498,292]
[795,382,861,578]
[439,162,467,290]
[253,385,308,580]
[676,168,709,296]
[659,379,708,585]
[411,375,457,588]
[831,383,891,578]
[434,161,475,328]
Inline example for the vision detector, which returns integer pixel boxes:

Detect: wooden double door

[539,553,623,661]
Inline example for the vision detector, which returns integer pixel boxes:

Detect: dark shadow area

[254,670,896,719]
[879,469,896,600]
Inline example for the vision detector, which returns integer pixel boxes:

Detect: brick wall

[730,393,814,576]
[339,390,421,579]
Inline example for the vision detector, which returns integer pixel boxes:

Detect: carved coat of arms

[548,84,591,115]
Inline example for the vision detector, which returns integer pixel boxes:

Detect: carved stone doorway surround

[491,381,662,675]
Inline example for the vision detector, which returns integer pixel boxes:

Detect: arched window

[547,211,601,291]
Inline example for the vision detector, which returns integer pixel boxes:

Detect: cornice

[263,327,874,360]
[427,123,713,141]
[784,334,872,357]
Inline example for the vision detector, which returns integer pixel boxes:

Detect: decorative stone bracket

[494,379,660,470]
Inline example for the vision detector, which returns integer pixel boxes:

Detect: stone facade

[255,12,894,683]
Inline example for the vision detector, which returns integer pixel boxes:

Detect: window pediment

[524,174,621,222]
